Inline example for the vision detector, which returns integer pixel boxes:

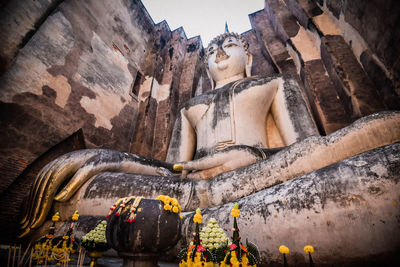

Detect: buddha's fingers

[29,157,73,228]
[55,151,171,202]
[187,166,229,180]
[180,170,189,178]
[19,161,55,225]
[30,159,83,228]
[20,159,64,230]
[22,149,104,234]
[54,161,121,202]
[177,145,263,172]
[187,156,260,180]
[176,150,235,171]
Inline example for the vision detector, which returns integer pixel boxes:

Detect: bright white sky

[141,0,265,46]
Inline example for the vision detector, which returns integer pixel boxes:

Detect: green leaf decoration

[224,252,232,264]
[214,246,228,263]
[246,239,260,263]
[247,252,258,265]
[177,247,188,261]
[203,249,215,262]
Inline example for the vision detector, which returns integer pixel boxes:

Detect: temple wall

[0,0,156,193]
[0,0,159,240]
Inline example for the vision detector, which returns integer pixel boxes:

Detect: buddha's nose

[215,47,229,63]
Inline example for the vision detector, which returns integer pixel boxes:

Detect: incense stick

[80,250,86,267]
[12,245,16,267]
[76,247,82,267]
[18,242,32,267]
[7,245,11,267]
[28,247,33,267]
[17,245,21,266]
[44,247,48,267]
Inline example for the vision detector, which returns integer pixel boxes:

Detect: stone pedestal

[119,252,159,267]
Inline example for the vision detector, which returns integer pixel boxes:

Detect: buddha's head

[205,33,252,89]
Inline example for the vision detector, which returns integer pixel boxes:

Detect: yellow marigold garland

[178,207,215,267]
[193,208,202,224]
[222,203,258,267]
[71,210,79,221]
[32,211,79,265]
[156,195,182,219]
[52,212,60,222]
[231,203,240,217]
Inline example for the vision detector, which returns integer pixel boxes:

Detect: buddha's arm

[166,109,196,163]
[271,77,319,145]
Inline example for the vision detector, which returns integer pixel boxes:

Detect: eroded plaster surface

[76,33,133,129]
[0,12,74,103]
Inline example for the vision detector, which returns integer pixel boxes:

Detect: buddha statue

[19,32,400,242]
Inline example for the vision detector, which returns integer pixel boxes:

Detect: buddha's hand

[19,149,173,237]
[173,145,274,180]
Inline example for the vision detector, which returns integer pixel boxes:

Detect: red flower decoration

[197,245,205,252]
[230,244,238,250]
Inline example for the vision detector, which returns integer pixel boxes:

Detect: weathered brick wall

[316,0,400,109]
[0,0,155,202]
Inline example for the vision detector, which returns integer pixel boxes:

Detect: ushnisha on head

[204,32,253,89]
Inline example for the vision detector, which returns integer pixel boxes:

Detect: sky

[141,0,265,46]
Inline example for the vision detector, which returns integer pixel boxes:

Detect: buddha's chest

[185,84,277,148]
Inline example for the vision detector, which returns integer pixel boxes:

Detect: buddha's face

[207,36,248,83]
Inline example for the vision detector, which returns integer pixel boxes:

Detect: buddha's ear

[206,67,215,90]
[245,53,253,77]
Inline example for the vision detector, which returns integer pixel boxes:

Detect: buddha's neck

[215,73,245,89]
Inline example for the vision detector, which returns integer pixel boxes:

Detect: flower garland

[32,211,79,265]
[199,218,230,252]
[179,208,214,267]
[107,196,144,223]
[156,195,182,219]
[221,203,259,267]
[128,196,143,223]
[107,195,181,223]
[81,220,109,252]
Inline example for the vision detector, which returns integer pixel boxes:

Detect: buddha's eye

[224,43,237,48]
[208,46,216,55]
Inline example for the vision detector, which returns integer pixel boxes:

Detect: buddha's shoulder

[181,89,217,110]
[234,74,287,92]
[181,74,290,110]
